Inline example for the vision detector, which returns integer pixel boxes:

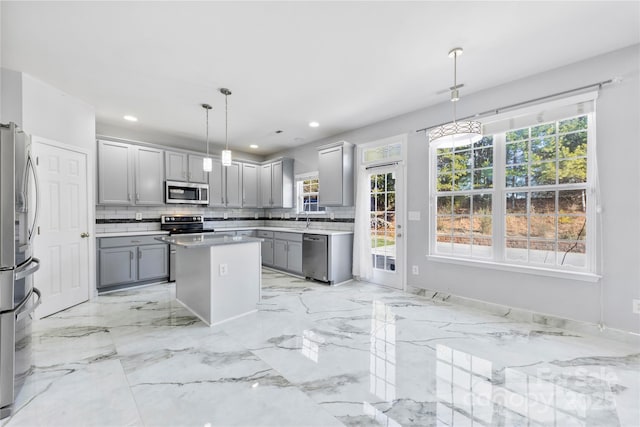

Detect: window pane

[452,236,471,256]
[453,171,471,191]
[506,128,528,142]
[309,182,319,193]
[529,241,555,265]
[473,194,492,215]
[437,154,453,173]
[473,169,493,189]
[376,194,385,211]
[505,239,528,261]
[472,238,492,258]
[472,216,492,237]
[559,116,587,132]
[530,137,556,162]
[558,158,587,184]
[558,242,586,267]
[437,216,453,235]
[437,173,452,192]
[506,215,527,237]
[531,122,555,137]
[436,235,453,254]
[558,216,586,240]
[453,150,472,170]
[505,141,528,165]
[453,196,470,214]
[559,190,586,214]
[453,216,471,235]
[505,165,528,187]
[303,183,311,192]
[437,196,452,214]
[386,173,395,191]
[505,192,527,214]
[529,215,555,239]
[559,131,587,158]
[474,148,493,168]
[530,162,556,186]
[530,191,555,214]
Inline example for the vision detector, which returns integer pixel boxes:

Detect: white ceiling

[2,1,639,156]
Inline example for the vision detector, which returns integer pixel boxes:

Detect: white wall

[272,44,640,334]
[1,69,97,298]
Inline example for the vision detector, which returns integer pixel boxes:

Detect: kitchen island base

[173,239,261,326]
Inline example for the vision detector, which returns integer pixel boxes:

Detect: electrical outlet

[330,212,335,220]
[633,299,640,314]
[219,263,228,276]
[412,265,419,275]
[223,212,228,220]
[284,213,290,219]
[135,212,142,221]
[254,213,259,219]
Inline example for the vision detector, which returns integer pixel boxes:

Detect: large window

[431,112,594,274]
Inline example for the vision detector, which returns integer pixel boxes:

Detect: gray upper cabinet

[135,146,164,205]
[164,151,208,183]
[98,140,164,206]
[188,154,208,183]
[225,162,242,208]
[260,158,294,208]
[318,141,354,206]
[242,163,259,208]
[165,151,188,181]
[208,157,225,207]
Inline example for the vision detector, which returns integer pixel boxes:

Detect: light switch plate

[135,212,142,221]
[219,264,228,276]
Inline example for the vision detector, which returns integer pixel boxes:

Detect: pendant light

[202,103,213,172]
[220,88,232,166]
[429,47,482,148]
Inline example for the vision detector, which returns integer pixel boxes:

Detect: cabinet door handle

[127,193,131,201]
[136,193,140,201]
[188,172,192,180]
[182,171,186,179]
[138,250,142,259]
[130,251,134,260]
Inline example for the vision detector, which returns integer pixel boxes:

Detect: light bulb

[221,149,232,166]
[203,157,212,172]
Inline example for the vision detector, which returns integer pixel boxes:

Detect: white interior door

[33,140,90,317]
[369,164,404,289]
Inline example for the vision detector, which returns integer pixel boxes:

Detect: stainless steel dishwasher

[303,234,328,282]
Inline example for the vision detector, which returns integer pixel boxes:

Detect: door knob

[80,232,90,238]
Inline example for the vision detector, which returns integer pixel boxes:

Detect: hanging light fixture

[220,88,232,166]
[201,103,213,172]
[429,47,482,148]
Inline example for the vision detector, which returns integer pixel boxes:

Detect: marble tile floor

[3,269,639,426]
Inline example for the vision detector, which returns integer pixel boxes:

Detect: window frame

[428,112,599,282]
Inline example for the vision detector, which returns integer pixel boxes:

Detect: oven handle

[14,257,40,281]
[16,287,41,322]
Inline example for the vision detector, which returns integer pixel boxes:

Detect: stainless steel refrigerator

[0,122,41,419]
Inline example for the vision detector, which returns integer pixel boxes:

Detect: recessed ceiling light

[249,144,259,149]
[308,121,319,128]
[123,115,138,122]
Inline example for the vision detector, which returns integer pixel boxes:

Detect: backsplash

[95,205,354,234]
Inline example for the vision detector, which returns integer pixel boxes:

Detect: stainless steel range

[0,123,41,419]
[160,215,210,281]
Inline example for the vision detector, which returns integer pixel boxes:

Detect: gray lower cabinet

[273,232,303,274]
[257,230,274,266]
[97,235,168,289]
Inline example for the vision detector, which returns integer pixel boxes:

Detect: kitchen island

[156,234,262,326]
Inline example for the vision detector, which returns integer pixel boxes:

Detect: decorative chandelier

[220,88,232,166]
[429,47,482,148]
[201,103,213,172]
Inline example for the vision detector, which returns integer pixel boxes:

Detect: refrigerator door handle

[26,154,40,241]
[16,288,41,323]
[14,258,40,281]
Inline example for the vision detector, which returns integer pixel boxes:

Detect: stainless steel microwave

[165,181,209,205]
